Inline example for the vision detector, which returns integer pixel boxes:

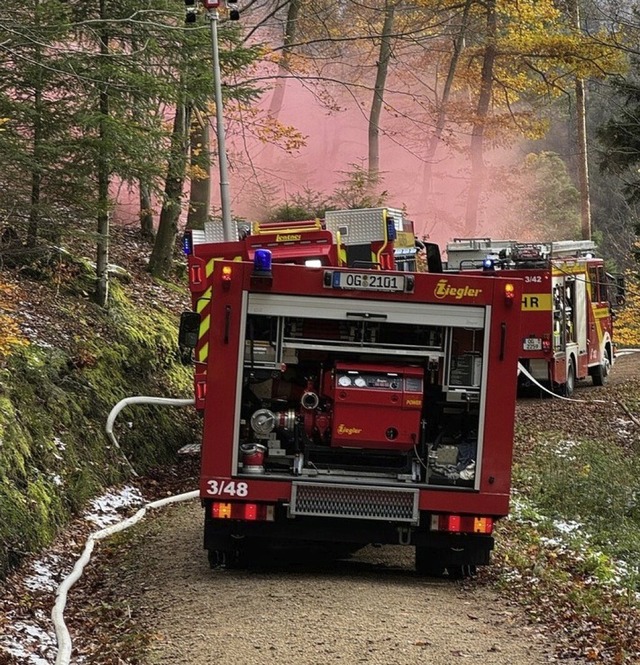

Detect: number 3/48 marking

[206,480,249,497]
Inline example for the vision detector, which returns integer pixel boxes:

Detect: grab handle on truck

[224,305,231,344]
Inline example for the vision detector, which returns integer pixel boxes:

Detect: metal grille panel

[325,208,404,245]
[190,221,241,245]
[290,483,419,523]
[204,220,239,243]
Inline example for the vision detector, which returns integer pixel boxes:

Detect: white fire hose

[516,348,640,403]
[105,396,195,476]
[52,490,199,665]
[515,362,602,402]
[52,395,197,664]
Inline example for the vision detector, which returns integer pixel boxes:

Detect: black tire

[592,350,611,387]
[564,357,576,397]
[415,547,446,577]
[207,548,245,570]
[447,564,477,580]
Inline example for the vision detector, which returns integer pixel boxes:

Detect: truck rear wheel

[447,564,477,580]
[591,350,610,386]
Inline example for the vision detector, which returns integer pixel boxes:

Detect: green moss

[0,273,196,579]
[0,396,31,478]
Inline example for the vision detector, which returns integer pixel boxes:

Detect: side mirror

[179,311,201,349]
[424,242,443,273]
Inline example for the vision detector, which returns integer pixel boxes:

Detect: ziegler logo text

[337,424,362,435]
[276,233,302,242]
[434,279,482,300]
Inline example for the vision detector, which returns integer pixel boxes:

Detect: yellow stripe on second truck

[521,293,552,311]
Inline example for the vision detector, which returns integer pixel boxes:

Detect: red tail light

[430,514,494,534]
[542,334,551,353]
[211,502,275,522]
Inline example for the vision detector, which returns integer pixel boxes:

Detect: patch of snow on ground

[553,519,583,535]
[23,555,62,593]
[1,612,57,664]
[1,485,147,664]
[84,484,144,527]
[552,439,579,460]
[613,416,633,439]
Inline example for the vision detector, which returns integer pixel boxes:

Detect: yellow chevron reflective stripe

[198,342,208,364]
[196,286,212,364]
[195,256,242,365]
[197,287,212,313]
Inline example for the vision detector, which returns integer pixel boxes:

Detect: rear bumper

[203,510,495,565]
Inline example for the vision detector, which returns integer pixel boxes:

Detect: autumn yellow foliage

[0,282,29,359]
[612,272,640,349]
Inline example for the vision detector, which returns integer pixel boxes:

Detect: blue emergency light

[253,249,273,278]
[182,232,193,256]
[482,257,495,271]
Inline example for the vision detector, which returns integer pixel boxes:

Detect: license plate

[331,271,406,292]
[523,338,542,351]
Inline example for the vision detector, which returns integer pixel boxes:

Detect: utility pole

[185,0,240,242]
[568,0,592,241]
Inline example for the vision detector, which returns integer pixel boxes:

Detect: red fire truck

[179,209,523,577]
[446,238,620,396]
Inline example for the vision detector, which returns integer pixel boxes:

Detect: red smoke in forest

[113,75,523,250]
[219,77,521,248]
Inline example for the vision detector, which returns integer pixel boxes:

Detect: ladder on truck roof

[251,219,323,235]
[446,237,598,270]
[448,237,596,257]
[547,239,597,258]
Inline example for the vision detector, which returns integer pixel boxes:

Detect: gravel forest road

[109,502,555,665]
[101,354,640,665]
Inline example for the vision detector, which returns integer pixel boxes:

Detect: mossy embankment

[0,259,198,579]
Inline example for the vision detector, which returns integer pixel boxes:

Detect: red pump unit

[329,363,423,450]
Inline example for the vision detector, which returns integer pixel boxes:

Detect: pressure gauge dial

[354,376,367,388]
[337,375,352,387]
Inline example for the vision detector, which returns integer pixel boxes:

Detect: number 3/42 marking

[206,480,249,497]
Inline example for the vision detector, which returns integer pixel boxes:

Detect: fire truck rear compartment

[239,307,486,489]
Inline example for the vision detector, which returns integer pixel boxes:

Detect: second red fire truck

[179,209,523,576]
[446,238,621,396]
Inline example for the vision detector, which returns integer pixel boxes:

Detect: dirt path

[101,501,556,665]
[86,355,640,665]
[104,354,640,664]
